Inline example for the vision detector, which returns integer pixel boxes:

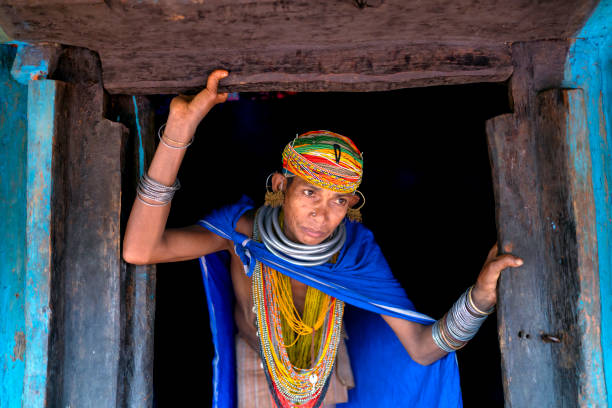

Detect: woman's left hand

[471,243,523,311]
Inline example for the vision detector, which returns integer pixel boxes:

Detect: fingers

[187,69,229,115]
[206,69,229,95]
[488,254,523,273]
[476,248,523,294]
[485,243,498,262]
[475,249,524,297]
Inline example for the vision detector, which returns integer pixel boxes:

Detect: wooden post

[111,94,157,408]
[24,77,65,408]
[42,47,128,407]
[487,41,606,406]
[2,43,160,407]
[1,42,66,408]
[0,43,28,408]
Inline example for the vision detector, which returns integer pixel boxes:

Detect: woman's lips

[301,227,326,238]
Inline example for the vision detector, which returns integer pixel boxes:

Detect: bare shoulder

[236,209,255,238]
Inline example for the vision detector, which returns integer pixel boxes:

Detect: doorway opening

[150,83,511,407]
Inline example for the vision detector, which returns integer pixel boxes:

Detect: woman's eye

[303,189,314,196]
[336,198,347,206]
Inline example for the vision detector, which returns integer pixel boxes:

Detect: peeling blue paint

[132,96,145,178]
[23,79,57,408]
[11,62,48,85]
[0,43,27,408]
[1,43,58,408]
[10,45,50,85]
[565,0,612,404]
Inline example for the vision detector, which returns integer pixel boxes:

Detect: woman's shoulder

[197,195,256,241]
[236,208,255,238]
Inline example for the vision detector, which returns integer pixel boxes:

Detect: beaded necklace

[269,266,331,368]
[252,210,345,408]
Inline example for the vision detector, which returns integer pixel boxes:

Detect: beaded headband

[282,130,363,193]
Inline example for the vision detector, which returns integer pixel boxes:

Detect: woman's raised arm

[122,70,229,265]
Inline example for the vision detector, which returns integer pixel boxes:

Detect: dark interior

[152,83,511,407]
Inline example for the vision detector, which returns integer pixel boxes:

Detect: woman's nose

[310,202,328,220]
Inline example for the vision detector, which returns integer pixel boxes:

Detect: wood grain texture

[487,40,606,406]
[111,94,157,408]
[487,112,556,406]
[45,47,128,407]
[42,48,159,407]
[102,42,513,94]
[0,0,597,93]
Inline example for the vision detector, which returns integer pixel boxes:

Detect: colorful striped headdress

[282,130,363,193]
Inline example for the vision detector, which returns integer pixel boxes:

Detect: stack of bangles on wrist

[158,123,194,149]
[432,285,494,352]
[137,173,180,207]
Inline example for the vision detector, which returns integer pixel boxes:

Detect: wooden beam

[0,0,597,93]
[101,42,512,94]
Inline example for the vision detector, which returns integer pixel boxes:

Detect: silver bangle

[136,194,170,207]
[137,172,180,206]
[432,287,490,352]
[158,123,194,150]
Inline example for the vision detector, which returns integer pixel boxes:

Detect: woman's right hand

[165,69,229,140]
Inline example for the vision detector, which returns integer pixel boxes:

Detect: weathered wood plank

[560,88,606,405]
[117,260,156,408]
[8,0,102,5]
[533,89,586,404]
[488,41,559,405]
[487,112,557,406]
[44,47,128,407]
[487,46,606,405]
[102,43,513,94]
[0,0,596,49]
[0,0,597,93]
[111,94,157,408]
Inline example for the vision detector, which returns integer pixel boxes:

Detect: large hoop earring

[264,173,285,208]
[347,190,365,223]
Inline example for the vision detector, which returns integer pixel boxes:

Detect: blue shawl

[197,196,462,407]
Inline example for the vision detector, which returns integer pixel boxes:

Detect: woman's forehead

[291,176,353,197]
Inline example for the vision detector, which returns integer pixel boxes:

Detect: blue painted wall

[0,44,27,408]
[565,0,612,404]
[1,41,58,408]
[22,79,57,408]
[132,95,145,178]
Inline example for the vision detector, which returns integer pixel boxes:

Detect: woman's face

[280,176,357,245]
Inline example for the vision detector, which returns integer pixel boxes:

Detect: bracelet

[431,287,490,353]
[467,285,495,315]
[433,315,465,352]
[158,123,194,149]
[137,172,180,206]
[136,194,170,207]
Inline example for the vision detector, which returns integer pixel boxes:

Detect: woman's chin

[300,237,324,245]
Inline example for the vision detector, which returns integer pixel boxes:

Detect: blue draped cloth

[197,196,463,407]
